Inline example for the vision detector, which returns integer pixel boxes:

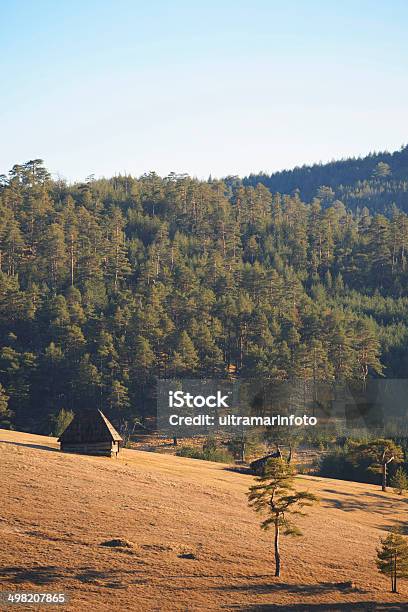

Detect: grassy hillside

[1,429,408,611]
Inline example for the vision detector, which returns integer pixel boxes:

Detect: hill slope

[1,429,408,611]
[244,145,408,212]
[3,157,408,435]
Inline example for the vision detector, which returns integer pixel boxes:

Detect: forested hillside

[1,155,408,433]
[244,145,408,213]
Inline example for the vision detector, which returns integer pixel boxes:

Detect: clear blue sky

[1,0,407,182]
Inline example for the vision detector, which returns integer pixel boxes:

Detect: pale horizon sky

[1,0,407,183]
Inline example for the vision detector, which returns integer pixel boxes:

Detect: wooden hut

[250,448,282,476]
[58,409,122,457]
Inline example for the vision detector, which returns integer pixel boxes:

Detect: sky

[1,0,407,182]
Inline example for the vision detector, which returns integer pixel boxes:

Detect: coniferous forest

[1,148,408,433]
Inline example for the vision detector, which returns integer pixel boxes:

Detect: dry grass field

[1,429,408,611]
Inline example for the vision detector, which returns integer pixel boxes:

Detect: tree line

[244,144,408,214]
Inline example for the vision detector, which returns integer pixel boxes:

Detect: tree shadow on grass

[378,522,408,536]
[322,488,356,496]
[321,496,369,512]
[320,494,403,515]
[234,604,408,611]
[75,568,142,588]
[215,580,366,596]
[0,566,64,585]
[0,565,143,588]
[322,488,408,505]
[0,440,59,453]
[223,466,253,475]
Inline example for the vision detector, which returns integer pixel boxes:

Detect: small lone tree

[376,530,408,593]
[248,458,318,577]
[391,468,408,496]
[350,439,404,492]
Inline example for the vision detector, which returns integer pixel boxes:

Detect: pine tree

[75,354,101,408]
[376,530,408,593]
[248,458,318,577]
[391,468,408,496]
[350,439,404,492]
[373,162,391,179]
[170,331,199,376]
[0,382,11,427]
[108,380,130,412]
[40,223,68,289]
[354,319,383,383]
[368,215,391,275]
[105,208,131,291]
[132,335,155,375]
[51,408,74,437]
[0,216,25,276]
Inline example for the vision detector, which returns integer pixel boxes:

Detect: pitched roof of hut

[58,409,122,444]
[249,449,282,472]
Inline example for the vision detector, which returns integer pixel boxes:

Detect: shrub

[176,445,233,463]
[318,447,355,480]
[203,448,234,463]
[176,446,203,460]
[203,435,218,453]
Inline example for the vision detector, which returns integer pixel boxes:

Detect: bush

[318,447,355,480]
[176,446,203,460]
[176,445,233,463]
[203,435,218,453]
